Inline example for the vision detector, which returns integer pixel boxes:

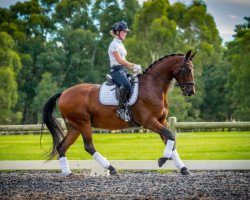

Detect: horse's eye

[186,68,191,73]
[180,67,191,74]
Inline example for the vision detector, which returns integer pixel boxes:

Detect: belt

[110,65,124,72]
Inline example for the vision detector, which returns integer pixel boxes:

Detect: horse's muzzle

[182,84,195,96]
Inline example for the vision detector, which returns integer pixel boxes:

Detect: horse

[42,50,196,176]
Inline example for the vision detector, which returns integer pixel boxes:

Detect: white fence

[0,117,250,134]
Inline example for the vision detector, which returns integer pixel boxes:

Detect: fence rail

[0,117,250,134]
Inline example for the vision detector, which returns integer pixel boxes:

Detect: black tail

[42,92,64,159]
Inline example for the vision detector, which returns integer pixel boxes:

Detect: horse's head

[173,50,196,96]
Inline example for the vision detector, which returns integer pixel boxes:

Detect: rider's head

[110,21,129,41]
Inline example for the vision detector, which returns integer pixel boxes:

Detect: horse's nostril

[190,90,195,95]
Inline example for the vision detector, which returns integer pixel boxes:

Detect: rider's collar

[114,37,123,43]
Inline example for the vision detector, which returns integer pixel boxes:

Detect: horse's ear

[185,50,192,60]
[191,51,197,59]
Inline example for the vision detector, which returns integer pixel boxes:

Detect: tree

[32,72,58,122]
[200,58,232,121]
[226,17,250,120]
[167,87,192,121]
[0,32,22,124]
[58,28,99,86]
[53,0,94,30]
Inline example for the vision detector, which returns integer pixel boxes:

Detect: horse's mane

[145,53,184,71]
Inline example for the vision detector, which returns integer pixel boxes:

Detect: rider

[108,21,142,121]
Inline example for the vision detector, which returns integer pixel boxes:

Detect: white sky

[1,0,249,44]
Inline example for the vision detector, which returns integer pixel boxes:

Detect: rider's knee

[120,83,130,92]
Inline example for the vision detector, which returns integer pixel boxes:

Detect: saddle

[99,74,139,106]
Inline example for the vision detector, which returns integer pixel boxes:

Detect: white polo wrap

[163,140,175,158]
[59,157,72,176]
[93,152,111,169]
[171,149,185,169]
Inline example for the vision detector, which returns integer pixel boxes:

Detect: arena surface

[0,170,249,199]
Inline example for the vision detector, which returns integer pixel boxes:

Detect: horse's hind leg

[57,122,80,176]
[80,124,118,175]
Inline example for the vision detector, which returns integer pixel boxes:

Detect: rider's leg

[110,68,131,121]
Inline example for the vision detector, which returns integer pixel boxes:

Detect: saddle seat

[99,74,139,106]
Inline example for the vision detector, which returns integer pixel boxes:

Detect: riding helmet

[112,21,130,33]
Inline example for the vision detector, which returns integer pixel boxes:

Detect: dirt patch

[0,170,249,199]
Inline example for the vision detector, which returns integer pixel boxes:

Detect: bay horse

[42,50,196,176]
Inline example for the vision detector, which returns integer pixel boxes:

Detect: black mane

[146,53,184,70]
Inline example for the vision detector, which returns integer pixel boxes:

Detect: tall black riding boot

[116,86,131,121]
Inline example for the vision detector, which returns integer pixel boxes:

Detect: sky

[0,0,249,44]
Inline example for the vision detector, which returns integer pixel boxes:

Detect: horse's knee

[160,128,175,141]
[84,142,95,155]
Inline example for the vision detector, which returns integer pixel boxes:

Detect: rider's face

[119,30,128,40]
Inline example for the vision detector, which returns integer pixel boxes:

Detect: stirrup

[116,108,131,122]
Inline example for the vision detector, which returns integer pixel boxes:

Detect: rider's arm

[112,51,134,69]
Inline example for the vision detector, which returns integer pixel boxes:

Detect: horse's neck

[140,57,177,95]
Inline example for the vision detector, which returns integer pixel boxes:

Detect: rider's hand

[132,64,142,74]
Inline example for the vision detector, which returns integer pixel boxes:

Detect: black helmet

[112,21,129,33]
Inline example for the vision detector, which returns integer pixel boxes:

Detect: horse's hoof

[108,165,118,175]
[62,172,73,177]
[181,167,192,175]
[158,157,168,167]
[109,168,118,175]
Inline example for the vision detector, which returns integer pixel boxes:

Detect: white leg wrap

[59,157,72,176]
[93,152,111,169]
[163,140,175,158]
[171,149,185,169]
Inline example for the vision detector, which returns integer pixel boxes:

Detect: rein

[143,71,195,88]
[143,71,172,83]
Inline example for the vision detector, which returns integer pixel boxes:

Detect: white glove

[132,64,142,74]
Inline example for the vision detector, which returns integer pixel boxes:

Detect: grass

[0,131,249,160]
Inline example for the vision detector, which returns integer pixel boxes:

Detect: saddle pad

[99,77,139,106]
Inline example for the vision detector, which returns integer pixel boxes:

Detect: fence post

[169,116,177,135]
[169,116,177,148]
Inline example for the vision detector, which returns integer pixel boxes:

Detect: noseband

[176,81,195,90]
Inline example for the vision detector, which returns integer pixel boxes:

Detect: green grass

[0,132,249,160]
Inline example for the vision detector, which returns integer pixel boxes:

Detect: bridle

[143,62,195,89]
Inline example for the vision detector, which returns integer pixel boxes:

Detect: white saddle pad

[99,77,139,106]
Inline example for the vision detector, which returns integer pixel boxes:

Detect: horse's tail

[42,92,64,160]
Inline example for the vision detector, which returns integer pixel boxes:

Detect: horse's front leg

[148,119,191,175]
